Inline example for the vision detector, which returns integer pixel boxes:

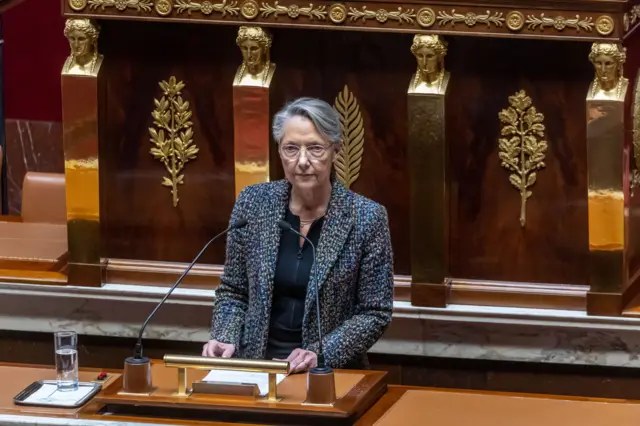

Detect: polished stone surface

[4,119,63,214]
[2,282,640,368]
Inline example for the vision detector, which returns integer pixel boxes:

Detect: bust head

[410,35,447,84]
[236,26,272,75]
[64,18,100,66]
[589,42,626,92]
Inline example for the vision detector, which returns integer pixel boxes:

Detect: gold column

[407,35,450,307]
[585,42,629,315]
[61,18,105,286]
[233,26,276,198]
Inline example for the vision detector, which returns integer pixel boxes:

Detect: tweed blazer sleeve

[209,187,252,347]
[307,205,394,368]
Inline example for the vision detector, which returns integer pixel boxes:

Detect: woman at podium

[203,97,394,373]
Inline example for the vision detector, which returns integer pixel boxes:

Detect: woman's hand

[202,340,235,358]
[280,348,318,374]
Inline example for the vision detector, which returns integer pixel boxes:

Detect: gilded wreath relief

[233,26,276,88]
[587,42,628,102]
[498,90,548,227]
[149,76,199,207]
[62,18,103,76]
[408,34,449,95]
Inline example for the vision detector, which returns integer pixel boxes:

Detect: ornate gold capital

[409,34,448,95]
[234,26,275,87]
[588,42,628,101]
[62,18,103,76]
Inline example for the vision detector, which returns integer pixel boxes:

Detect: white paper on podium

[202,370,286,396]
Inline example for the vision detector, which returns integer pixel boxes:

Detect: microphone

[132,218,248,360]
[278,219,330,373]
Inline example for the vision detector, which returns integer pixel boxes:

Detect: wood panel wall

[98,20,595,285]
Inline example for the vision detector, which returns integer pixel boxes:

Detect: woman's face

[239,39,263,68]
[593,53,618,86]
[67,29,91,58]
[279,115,337,191]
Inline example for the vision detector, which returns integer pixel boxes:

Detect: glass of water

[54,331,78,391]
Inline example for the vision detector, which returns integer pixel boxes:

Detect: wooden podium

[54,0,640,316]
[90,360,386,425]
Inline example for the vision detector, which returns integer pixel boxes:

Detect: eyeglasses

[279,143,332,160]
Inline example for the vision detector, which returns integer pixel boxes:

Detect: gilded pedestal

[585,42,629,315]
[232,26,275,198]
[61,18,105,286]
[407,35,450,307]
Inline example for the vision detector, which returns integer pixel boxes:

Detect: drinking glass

[54,331,78,391]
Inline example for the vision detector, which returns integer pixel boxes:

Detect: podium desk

[4,362,640,425]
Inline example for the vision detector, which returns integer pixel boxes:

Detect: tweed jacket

[210,179,394,368]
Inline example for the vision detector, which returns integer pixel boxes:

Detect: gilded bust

[408,34,449,95]
[62,18,103,76]
[588,42,628,101]
[233,26,276,88]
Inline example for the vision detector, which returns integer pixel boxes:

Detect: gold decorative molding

[155,0,173,15]
[437,9,504,27]
[149,76,199,207]
[88,0,153,11]
[176,0,239,15]
[240,0,258,18]
[624,5,640,32]
[333,85,364,189]
[498,90,547,227]
[67,2,620,39]
[260,2,326,19]
[416,7,435,28]
[69,0,88,11]
[328,3,346,24]
[595,15,614,36]
[525,13,594,32]
[347,6,415,24]
[506,11,524,31]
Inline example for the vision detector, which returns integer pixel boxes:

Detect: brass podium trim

[163,354,289,402]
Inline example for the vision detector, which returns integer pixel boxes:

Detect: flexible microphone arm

[277,220,329,371]
[133,218,248,359]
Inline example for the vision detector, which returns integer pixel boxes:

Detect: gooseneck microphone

[278,219,331,373]
[132,218,248,360]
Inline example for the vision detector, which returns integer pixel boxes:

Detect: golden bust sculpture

[588,42,628,101]
[62,18,103,76]
[233,26,276,88]
[408,34,449,95]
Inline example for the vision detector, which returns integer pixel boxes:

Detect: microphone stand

[121,219,248,394]
[278,220,336,405]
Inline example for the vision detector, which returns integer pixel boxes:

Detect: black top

[265,209,324,360]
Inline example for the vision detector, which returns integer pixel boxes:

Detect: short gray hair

[272,97,342,146]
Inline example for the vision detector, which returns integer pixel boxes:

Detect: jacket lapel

[304,181,354,331]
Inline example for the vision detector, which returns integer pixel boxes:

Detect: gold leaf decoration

[259,2,326,19]
[175,0,240,16]
[525,13,593,32]
[498,90,547,227]
[149,76,199,207]
[88,0,153,11]
[347,6,416,24]
[333,85,364,189]
[437,9,504,27]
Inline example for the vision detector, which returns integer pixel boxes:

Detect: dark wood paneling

[448,37,591,285]
[269,28,412,275]
[100,22,411,274]
[100,21,238,265]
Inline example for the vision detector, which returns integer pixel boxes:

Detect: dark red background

[3,0,66,121]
